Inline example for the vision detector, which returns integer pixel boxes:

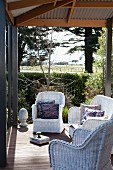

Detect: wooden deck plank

[0,124,71,170]
[0,124,113,169]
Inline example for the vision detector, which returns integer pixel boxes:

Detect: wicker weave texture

[68,95,113,137]
[32,91,65,133]
[49,118,113,170]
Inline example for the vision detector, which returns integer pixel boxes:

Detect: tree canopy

[60,27,102,73]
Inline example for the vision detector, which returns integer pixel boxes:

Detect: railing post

[105,18,112,97]
[12,26,18,126]
[8,23,12,128]
[0,0,7,167]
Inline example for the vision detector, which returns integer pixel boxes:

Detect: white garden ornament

[19,108,28,127]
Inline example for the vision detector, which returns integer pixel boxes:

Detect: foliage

[84,73,104,103]
[60,27,102,73]
[96,28,113,67]
[97,28,106,57]
[51,72,89,106]
[18,26,102,74]
[62,106,68,123]
[95,28,113,96]
[18,89,29,111]
[18,27,56,70]
[94,28,106,74]
[18,27,36,70]
[18,26,61,88]
[18,72,106,122]
[65,27,102,53]
[18,73,43,116]
[18,72,89,118]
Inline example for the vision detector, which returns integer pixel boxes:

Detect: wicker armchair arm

[32,104,37,120]
[82,118,108,130]
[59,104,64,120]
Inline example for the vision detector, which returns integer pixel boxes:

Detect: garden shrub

[62,106,68,123]
[84,73,104,103]
[51,72,89,106]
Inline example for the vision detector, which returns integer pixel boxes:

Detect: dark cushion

[37,101,55,118]
[41,103,59,119]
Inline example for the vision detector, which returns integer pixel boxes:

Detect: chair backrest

[35,91,65,105]
[86,118,113,169]
[90,95,113,118]
[68,106,81,124]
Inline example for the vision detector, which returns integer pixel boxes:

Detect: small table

[30,135,50,145]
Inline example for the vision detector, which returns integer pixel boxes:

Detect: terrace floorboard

[1,124,113,170]
[1,124,71,170]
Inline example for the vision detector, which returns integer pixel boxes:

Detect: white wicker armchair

[49,118,113,170]
[68,95,113,137]
[32,91,65,133]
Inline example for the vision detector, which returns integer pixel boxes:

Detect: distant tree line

[18,26,102,74]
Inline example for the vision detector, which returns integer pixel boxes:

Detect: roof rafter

[8,0,57,10]
[15,0,73,25]
[67,0,76,23]
[18,18,109,27]
[54,0,58,6]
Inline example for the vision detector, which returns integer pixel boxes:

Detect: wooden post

[12,26,18,126]
[105,18,112,97]
[0,0,7,167]
[8,23,12,128]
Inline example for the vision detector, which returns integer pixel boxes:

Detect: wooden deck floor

[1,124,113,170]
[1,124,71,170]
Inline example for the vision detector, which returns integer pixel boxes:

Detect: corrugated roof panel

[38,8,68,19]
[105,9,113,18]
[72,8,113,19]
[77,0,112,2]
[11,6,38,17]
[6,0,113,25]
[7,0,20,2]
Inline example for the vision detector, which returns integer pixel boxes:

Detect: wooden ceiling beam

[6,2,14,24]
[15,0,73,25]
[8,0,56,10]
[18,18,109,27]
[67,0,76,23]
